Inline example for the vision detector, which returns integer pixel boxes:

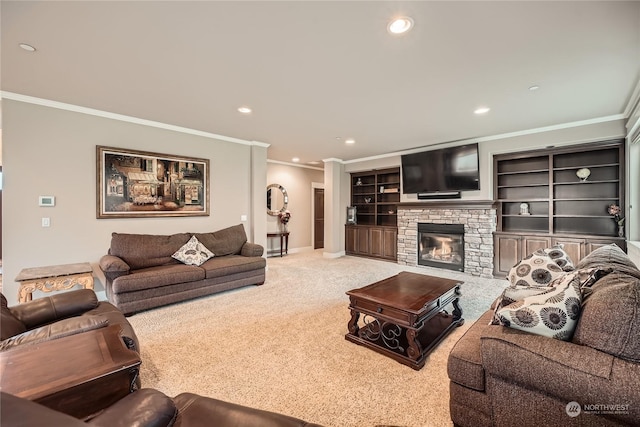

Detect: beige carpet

[128,251,506,427]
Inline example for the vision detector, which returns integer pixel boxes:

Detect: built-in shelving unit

[493,140,626,277]
[346,167,400,260]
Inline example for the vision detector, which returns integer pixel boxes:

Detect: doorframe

[311,182,324,249]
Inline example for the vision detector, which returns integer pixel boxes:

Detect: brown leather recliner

[1,389,324,427]
[0,289,139,353]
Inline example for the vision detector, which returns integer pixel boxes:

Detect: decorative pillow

[489,286,553,325]
[489,285,553,325]
[496,272,583,341]
[508,249,564,287]
[172,235,214,266]
[543,245,575,272]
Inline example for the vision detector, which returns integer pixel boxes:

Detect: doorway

[313,187,324,249]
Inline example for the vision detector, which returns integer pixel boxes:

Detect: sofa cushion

[1,294,26,340]
[112,264,206,293]
[200,255,267,279]
[172,236,214,266]
[576,243,638,271]
[508,250,564,287]
[496,272,582,341]
[110,232,191,270]
[195,224,247,256]
[572,271,640,362]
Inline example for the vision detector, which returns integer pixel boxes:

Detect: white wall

[266,162,323,254]
[3,100,259,304]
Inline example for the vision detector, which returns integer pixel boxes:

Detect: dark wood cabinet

[345,225,397,261]
[347,167,399,261]
[493,140,626,277]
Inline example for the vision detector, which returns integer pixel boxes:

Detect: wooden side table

[267,231,290,257]
[15,262,94,303]
[0,324,140,419]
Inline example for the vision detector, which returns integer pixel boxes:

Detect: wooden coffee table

[345,271,463,370]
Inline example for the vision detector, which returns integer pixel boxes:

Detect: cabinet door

[345,226,357,254]
[356,227,371,255]
[383,228,398,260]
[369,227,384,257]
[493,234,522,277]
[523,236,552,257]
[551,237,583,265]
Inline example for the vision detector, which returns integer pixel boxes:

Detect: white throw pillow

[496,272,583,341]
[508,249,564,287]
[172,235,214,266]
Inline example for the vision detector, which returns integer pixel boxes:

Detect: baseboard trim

[323,250,345,259]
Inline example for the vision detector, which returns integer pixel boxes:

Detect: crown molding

[0,91,263,147]
[322,158,344,164]
[267,159,323,171]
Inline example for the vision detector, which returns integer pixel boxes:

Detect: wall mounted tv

[401,143,480,194]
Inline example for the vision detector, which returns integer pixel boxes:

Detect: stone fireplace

[398,201,497,278]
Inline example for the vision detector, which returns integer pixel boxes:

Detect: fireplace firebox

[418,223,465,272]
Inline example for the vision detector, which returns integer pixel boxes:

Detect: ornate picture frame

[96,146,210,218]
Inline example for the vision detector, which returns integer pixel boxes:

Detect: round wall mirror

[266,183,288,216]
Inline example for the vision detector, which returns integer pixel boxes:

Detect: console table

[0,324,140,419]
[15,262,94,303]
[267,231,289,257]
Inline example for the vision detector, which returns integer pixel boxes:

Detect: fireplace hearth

[418,223,465,272]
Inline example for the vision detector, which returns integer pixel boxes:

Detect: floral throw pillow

[496,272,583,341]
[172,235,214,266]
[489,285,554,325]
[543,245,575,272]
[508,250,565,287]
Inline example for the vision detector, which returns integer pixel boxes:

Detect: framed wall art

[96,146,210,218]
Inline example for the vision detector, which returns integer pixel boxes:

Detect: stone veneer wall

[397,204,497,278]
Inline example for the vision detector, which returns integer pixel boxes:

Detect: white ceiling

[2,1,639,166]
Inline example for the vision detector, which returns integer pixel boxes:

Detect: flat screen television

[401,143,480,194]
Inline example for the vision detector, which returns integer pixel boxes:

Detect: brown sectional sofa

[448,244,640,426]
[99,224,266,316]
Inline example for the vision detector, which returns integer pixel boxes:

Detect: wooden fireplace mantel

[398,200,496,209]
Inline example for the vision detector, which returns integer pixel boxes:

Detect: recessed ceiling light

[237,106,252,114]
[345,138,356,144]
[529,85,540,91]
[292,157,300,163]
[388,17,414,35]
[19,43,36,52]
[474,107,490,115]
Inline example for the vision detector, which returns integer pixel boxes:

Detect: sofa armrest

[241,242,264,257]
[480,326,640,411]
[0,315,107,351]
[99,254,130,273]
[10,289,99,328]
[88,389,177,427]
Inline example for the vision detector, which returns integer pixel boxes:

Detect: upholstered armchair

[0,289,139,353]
[1,388,324,427]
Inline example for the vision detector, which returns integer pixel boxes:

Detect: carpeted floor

[128,251,506,427]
